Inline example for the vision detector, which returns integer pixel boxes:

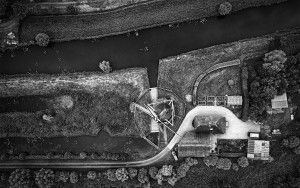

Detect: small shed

[247,140,270,160]
[227,96,243,106]
[271,93,288,109]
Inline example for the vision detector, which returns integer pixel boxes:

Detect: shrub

[203,155,218,167]
[105,169,117,182]
[176,162,190,179]
[185,157,198,166]
[35,33,50,47]
[87,171,97,180]
[35,169,54,188]
[263,50,287,73]
[99,60,112,73]
[79,152,87,159]
[160,165,173,177]
[66,5,79,14]
[216,158,232,170]
[115,168,129,182]
[167,176,178,187]
[289,136,300,148]
[56,171,69,183]
[9,169,31,188]
[137,168,149,184]
[237,156,249,168]
[232,163,239,171]
[63,152,73,159]
[69,172,78,184]
[148,167,158,179]
[282,138,289,147]
[128,168,137,179]
[218,2,232,16]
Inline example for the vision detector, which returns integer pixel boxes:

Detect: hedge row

[20,0,287,43]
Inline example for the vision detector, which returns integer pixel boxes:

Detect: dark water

[0,0,300,87]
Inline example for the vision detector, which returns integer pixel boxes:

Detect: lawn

[0,68,157,161]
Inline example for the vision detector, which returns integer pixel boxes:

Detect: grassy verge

[0,68,150,138]
[19,0,287,43]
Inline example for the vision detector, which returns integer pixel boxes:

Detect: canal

[0,0,300,87]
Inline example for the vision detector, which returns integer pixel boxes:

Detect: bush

[185,157,198,166]
[237,156,249,168]
[137,168,149,184]
[115,168,129,182]
[66,5,79,14]
[9,169,31,188]
[105,169,117,182]
[176,162,190,179]
[203,155,218,167]
[87,171,97,180]
[263,50,287,73]
[218,2,232,16]
[56,171,69,183]
[128,168,138,179]
[35,33,50,47]
[232,163,239,171]
[216,158,232,170]
[160,165,173,177]
[35,169,54,188]
[99,60,112,73]
[289,136,300,148]
[69,172,78,184]
[79,152,87,159]
[148,167,158,179]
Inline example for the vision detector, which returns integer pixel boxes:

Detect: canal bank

[1,0,300,87]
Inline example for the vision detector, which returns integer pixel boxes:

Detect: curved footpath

[0,106,251,169]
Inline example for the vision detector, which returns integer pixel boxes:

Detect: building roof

[247,140,270,160]
[178,132,213,158]
[227,96,243,105]
[271,93,288,109]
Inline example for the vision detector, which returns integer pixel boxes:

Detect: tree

[289,136,300,148]
[9,169,31,188]
[176,162,190,179]
[105,169,117,182]
[185,157,198,166]
[216,158,232,170]
[87,171,97,180]
[35,33,50,47]
[66,5,79,14]
[35,169,54,188]
[237,157,249,168]
[232,163,239,171]
[99,60,112,73]
[148,167,158,179]
[218,2,232,16]
[69,172,78,184]
[115,168,129,182]
[79,152,87,159]
[160,165,173,177]
[55,171,69,183]
[263,50,287,73]
[137,168,149,184]
[203,155,218,167]
[128,168,137,179]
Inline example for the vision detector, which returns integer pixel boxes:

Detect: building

[247,140,270,160]
[193,116,227,134]
[196,95,242,106]
[227,96,243,106]
[271,93,288,109]
[178,132,213,158]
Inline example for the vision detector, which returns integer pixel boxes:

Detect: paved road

[0,106,248,169]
